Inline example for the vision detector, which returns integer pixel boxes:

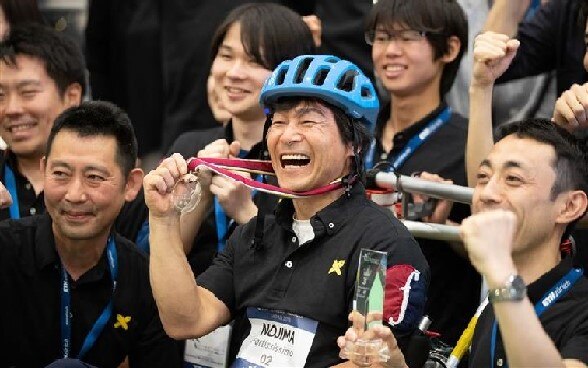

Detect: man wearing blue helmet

[144,55,429,367]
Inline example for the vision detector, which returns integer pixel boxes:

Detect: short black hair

[0,23,85,96]
[46,101,138,177]
[209,3,316,71]
[267,97,372,181]
[365,0,468,96]
[0,0,45,26]
[497,119,588,239]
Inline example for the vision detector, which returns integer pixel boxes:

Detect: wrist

[236,203,258,224]
[488,274,526,303]
[485,262,518,289]
[469,82,494,93]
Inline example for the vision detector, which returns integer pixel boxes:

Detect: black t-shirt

[370,103,480,346]
[496,0,588,95]
[469,256,588,367]
[198,183,430,367]
[167,121,279,275]
[0,214,182,367]
[0,150,44,220]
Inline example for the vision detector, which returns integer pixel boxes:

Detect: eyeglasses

[365,29,428,45]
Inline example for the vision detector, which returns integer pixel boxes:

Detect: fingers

[229,141,241,158]
[473,32,511,61]
[460,209,518,267]
[302,14,322,47]
[144,153,187,195]
[198,139,232,159]
[0,183,13,209]
[553,83,588,130]
[472,32,519,86]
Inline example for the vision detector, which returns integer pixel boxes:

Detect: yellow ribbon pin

[328,260,345,276]
[114,314,131,330]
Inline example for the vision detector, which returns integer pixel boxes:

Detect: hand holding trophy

[341,249,391,366]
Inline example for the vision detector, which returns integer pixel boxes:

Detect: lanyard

[364,106,452,171]
[214,150,261,252]
[490,267,584,368]
[61,236,118,360]
[4,165,20,219]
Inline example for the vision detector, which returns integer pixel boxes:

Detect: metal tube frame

[374,172,473,241]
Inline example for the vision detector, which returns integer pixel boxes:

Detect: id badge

[233,307,318,368]
[184,324,233,368]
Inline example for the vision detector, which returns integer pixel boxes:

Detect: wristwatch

[488,275,526,303]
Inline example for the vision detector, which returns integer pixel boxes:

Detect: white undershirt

[292,218,315,245]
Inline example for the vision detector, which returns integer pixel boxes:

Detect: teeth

[281,154,309,160]
[384,65,405,72]
[226,87,247,93]
[9,123,35,132]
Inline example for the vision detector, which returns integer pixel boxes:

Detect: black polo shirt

[0,214,182,367]
[198,183,430,367]
[167,121,279,275]
[0,150,44,220]
[371,103,480,345]
[469,256,588,367]
[0,149,148,244]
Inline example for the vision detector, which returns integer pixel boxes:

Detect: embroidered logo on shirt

[114,314,132,330]
[328,260,346,276]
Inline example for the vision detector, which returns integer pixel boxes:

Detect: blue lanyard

[214,175,262,253]
[490,267,584,368]
[364,106,452,171]
[4,165,20,219]
[524,0,541,21]
[61,236,118,360]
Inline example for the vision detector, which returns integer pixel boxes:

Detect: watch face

[509,275,526,292]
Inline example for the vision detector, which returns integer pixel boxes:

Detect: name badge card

[233,307,318,367]
[184,324,232,368]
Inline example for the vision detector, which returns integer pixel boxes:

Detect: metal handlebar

[401,220,461,242]
[374,171,474,204]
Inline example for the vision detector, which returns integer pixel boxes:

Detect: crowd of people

[0,0,587,367]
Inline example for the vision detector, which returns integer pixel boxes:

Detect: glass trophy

[171,173,202,214]
[342,249,390,366]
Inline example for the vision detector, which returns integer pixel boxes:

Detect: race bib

[184,324,232,368]
[233,308,318,368]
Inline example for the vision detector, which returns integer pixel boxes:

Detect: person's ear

[555,190,588,225]
[63,83,83,107]
[440,35,461,64]
[346,142,355,158]
[124,168,144,202]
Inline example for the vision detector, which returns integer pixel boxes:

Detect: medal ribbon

[186,157,352,199]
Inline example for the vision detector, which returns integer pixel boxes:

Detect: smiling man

[0,24,150,249]
[0,101,182,367]
[0,24,84,219]
[144,55,429,367]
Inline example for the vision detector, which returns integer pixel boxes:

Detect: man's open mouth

[280,154,310,168]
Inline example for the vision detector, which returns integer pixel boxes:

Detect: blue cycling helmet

[260,55,379,132]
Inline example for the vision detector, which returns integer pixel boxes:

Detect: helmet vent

[361,86,372,98]
[313,68,329,86]
[276,68,287,85]
[336,70,358,92]
[294,57,313,84]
